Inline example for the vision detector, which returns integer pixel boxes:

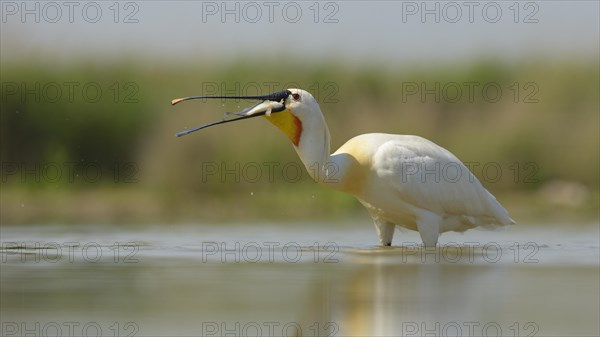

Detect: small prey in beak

[229,100,285,117]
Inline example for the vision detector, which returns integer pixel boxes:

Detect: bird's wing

[372,136,514,227]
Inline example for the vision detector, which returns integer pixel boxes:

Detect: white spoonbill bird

[172,89,514,247]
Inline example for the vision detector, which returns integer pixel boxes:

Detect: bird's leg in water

[373,219,395,246]
[416,211,442,247]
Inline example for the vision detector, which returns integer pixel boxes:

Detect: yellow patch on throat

[264,110,303,146]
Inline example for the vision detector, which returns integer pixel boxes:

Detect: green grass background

[1,59,598,224]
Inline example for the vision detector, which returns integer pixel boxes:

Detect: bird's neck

[292,114,341,188]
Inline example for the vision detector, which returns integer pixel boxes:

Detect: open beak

[171,90,291,137]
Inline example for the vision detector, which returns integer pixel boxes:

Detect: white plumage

[281,89,514,247]
[332,133,514,246]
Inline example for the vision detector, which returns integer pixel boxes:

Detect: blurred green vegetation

[1,59,598,224]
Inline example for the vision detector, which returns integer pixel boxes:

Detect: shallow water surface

[1,223,599,337]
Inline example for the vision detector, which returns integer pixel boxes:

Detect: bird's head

[283,88,321,118]
[171,88,323,147]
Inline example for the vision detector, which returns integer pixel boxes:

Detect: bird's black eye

[292,93,300,100]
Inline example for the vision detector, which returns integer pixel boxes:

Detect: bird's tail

[482,189,516,227]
